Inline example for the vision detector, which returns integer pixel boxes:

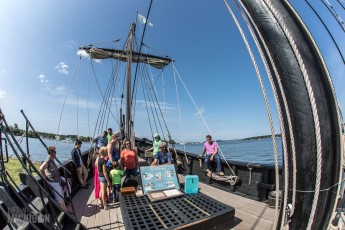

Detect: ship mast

[125,23,135,142]
[79,22,173,144]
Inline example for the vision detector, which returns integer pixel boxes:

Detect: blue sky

[0,0,344,142]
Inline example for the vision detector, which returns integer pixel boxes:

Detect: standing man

[92,131,108,150]
[200,135,224,176]
[71,140,89,188]
[145,134,162,163]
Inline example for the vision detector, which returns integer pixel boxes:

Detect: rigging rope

[172,63,189,165]
[162,72,168,125]
[87,63,91,142]
[172,63,237,182]
[56,57,80,138]
[321,0,345,32]
[305,0,345,64]
[224,2,285,227]
[139,73,155,138]
[89,58,120,127]
[336,0,345,10]
[135,32,159,104]
[285,0,344,228]
[142,66,166,139]
[262,1,324,229]
[77,58,80,138]
[131,0,154,110]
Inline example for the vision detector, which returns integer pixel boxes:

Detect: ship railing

[0,108,85,229]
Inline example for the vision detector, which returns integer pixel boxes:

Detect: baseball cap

[158,142,166,148]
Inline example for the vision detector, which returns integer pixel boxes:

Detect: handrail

[1,109,83,228]
[20,110,72,176]
[3,171,51,228]
[0,108,58,229]
[20,110,77,216]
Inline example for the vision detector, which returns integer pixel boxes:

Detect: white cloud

[77,50,102,63]
[53,85,67,95]
[77,50,89,58]
[66,40,76,49]
[55,62,69,75]
[0,90,6,98]
[134,99,175,111]
[0,68,6,74]
[194,108,205,116]
[38,74,48,83]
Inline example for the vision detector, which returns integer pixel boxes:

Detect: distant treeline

[183,134,282,144]
[241,134,282,141]
[4,126,92,142]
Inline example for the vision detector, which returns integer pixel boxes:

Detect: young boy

[109,162,123,202]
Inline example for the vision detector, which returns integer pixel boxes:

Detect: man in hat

[145,133,162,163]
[151,142,172,166]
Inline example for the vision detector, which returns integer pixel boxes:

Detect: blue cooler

[184,175,199,194]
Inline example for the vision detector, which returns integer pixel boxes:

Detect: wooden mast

[125,23,135,141]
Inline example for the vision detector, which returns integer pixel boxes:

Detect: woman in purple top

[200,135,224,176]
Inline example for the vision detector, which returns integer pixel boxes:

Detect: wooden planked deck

[72,174,275,229]
[73,181,125,230]
[177,174,275,230]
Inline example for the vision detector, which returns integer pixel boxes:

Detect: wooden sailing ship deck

[74,175,274,229]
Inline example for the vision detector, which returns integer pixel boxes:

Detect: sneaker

[218,172,224,176]
[104,205,109,210]
[207,171,212,177]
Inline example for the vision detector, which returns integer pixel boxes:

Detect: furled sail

[80,47,173,69]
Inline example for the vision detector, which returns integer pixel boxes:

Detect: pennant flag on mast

[138,13,154,27]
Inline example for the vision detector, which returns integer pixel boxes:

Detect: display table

[120,192,235,229]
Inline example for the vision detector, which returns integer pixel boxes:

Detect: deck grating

[73,174,275,229]
[120,192,234,229]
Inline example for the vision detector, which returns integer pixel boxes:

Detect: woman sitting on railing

[39,146,68,212]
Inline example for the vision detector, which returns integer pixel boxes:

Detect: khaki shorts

[145,151,153,158]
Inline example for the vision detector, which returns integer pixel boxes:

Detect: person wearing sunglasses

[200,135,224,176]
[120,140,138,178]
[40,146,68,212]
[151,142,172,166]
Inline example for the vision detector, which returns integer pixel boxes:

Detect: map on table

[140,165,180,195]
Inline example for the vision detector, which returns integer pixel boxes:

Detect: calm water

[5,137,90,163]
[5,137,283,166]
[175,138,283,166]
